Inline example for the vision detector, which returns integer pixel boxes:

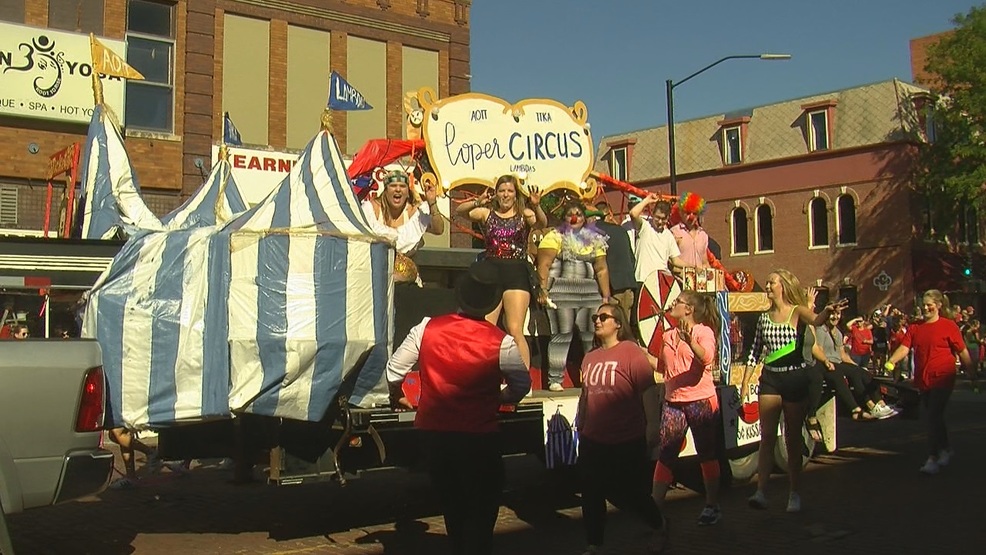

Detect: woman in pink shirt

[651,290,722,526]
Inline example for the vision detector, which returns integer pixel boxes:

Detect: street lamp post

[666,53,791,196]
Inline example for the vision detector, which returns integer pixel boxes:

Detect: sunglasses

[590,314,615,323]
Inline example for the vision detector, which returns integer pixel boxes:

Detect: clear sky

[470,0,981,143]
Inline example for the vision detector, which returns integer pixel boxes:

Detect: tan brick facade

[1,0,470,233]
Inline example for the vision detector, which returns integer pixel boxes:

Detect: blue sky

[470,0,981,142]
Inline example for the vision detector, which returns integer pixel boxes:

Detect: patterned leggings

[656,395,720,470]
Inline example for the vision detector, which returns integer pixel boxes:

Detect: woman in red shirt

[577,304,667,554]
[885,290,973,475]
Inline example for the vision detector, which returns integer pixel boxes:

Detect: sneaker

[786,492,802,513]
[919,458,940,475]
[109,477,136,490]
[145,450,163,472]
[877,406,899,420]
[548,383,565,392]
[938,449,953,466]
[697,505,721,526]
[748,490,768,510]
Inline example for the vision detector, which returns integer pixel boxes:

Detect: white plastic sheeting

[84,130,396,429]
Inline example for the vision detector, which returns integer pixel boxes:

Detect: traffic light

[964,266,973,277]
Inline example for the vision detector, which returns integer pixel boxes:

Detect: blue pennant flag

[223,112,243,146]
[328,71,373,111]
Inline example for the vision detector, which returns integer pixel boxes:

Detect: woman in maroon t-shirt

[886,290,973,475]
[577,304,667,554]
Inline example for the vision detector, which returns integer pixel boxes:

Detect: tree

[913,5,986,220]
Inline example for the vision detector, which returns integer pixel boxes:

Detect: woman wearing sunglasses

[651,290,722,526]
[576,304,667,555]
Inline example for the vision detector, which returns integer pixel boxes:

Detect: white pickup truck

[1,339,113,552]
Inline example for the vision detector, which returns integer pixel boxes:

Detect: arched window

[731,207,749,255]
[756,204,773,253]
[836,194,857,245]
[809,197,829,248]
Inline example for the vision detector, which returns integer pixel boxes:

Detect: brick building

[0,0,470,244]
[595,79,983,315]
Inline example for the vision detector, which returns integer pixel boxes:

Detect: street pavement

[6,389,986,555]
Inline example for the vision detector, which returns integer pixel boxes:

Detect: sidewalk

[7,391,986,554]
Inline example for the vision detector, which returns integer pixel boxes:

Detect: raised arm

[455,189,492,222]
[423,184,444,235]
[630,193,658,228]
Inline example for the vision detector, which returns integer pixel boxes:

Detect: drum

[635,270,682,356]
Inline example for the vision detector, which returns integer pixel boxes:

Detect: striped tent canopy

[75,105,163,240]
[161,153,248,230]
[84,129,397,430]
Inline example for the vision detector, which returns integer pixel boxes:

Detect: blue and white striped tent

[161,152,248,230]
[84,128,396,429]
[76,105,163,239]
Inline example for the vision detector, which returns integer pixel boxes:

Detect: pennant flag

[90,34,145,80]
[328,71,373,111]
[223,112,243,146]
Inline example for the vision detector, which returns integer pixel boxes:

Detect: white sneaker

[748,490,768,510]
[548,383,564,392]
[786,492,802,513]
[938,450,953,466]
[919,458,940,475]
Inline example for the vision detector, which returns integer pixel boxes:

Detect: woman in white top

[362,170,444,283]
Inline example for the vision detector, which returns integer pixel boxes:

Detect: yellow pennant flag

[90,34,144,80]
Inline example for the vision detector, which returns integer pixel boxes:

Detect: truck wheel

[727,451,758,484]
[773,424,815,473]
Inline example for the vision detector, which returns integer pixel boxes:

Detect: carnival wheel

[635,270,682,356]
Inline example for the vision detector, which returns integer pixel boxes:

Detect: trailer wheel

[773,423,815,473]
[727,450,758,484]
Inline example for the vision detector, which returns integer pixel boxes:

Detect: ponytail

[679,290,721,337]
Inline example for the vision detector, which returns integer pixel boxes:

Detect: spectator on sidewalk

[386,261,531,555]
[885,290,974,475]
[804,310,898,438]
[577,303,667,554]
[848,317,874,369]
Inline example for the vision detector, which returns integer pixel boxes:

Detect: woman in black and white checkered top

[740,269,847,514]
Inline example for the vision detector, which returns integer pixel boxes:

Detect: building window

[610,147,627,182]
[0,186,18,225]
[730,207,749,255]
[756,204,773,253]
[0,1,25,23]
[808,110,828,151]
[836,194,857,245]
[959,205,980,244]
[125,0,175,133]
[723,126,742,165]
[48,0,104,34]
[808,197,828,248]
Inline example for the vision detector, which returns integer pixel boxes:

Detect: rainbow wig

[678,191,707,215]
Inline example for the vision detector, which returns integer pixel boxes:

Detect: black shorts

[759,364,811,402]
[487,258,534,292]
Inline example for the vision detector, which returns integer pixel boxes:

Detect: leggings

[807,362,880,416]
[580,436,664,547]
[656,396,719,467]
[921,387,953,457]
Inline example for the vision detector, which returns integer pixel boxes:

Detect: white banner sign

[212,145,300,206]
[0,22,126,124]
[419,91,594,195]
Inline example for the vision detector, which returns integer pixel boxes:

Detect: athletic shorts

[759,364,811,402]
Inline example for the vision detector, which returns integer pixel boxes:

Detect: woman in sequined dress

[456,174,546,367]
